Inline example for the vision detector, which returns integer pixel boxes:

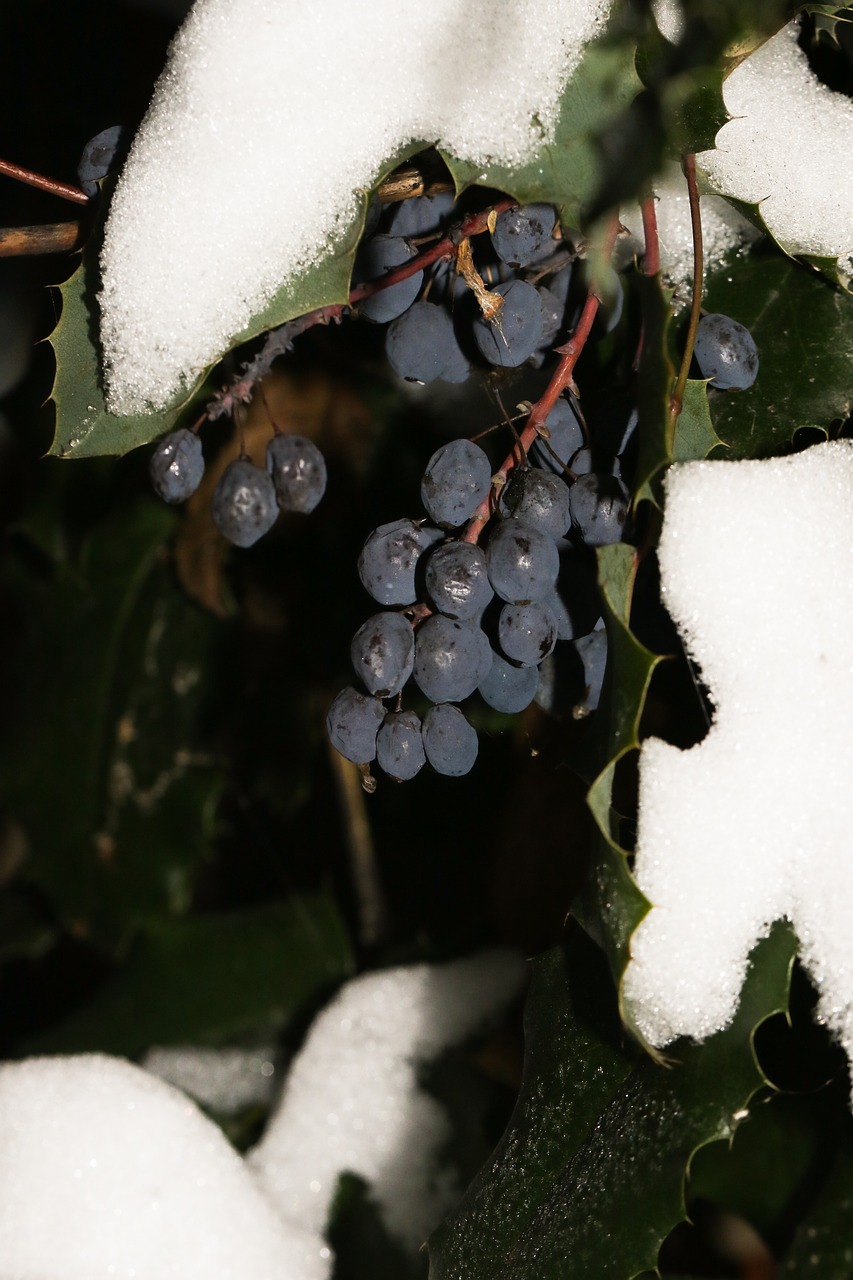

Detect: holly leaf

[781,1141,853,1276]
[673,378,727,461]
[429,921,796,1280]
[702,252,853,456]
[21,896,353,1057]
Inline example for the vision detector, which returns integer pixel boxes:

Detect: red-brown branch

[0,221,85,257]
[640,193,660,277]
[0,158,90,207]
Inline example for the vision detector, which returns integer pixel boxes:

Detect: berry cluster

[354,197,572,382]
[149,428,327,546]
[141,171,758,785]
[327,388,630,782]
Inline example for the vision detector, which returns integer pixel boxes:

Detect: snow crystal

[700,22,853,270]
[623,442,853,1094]
[248,949,527,1251]
[100,0,613,415]
[142,1044,279,1113]
[0,1053,330,1280]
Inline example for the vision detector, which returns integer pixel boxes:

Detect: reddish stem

[463,215,620,546]
[0,158,90,207]
[640,193,660,277]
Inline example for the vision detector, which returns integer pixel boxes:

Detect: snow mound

[100,0,613,415]
[142,1044,279,1113]
[623,441,853,1096]
[0,1053,330,1280]
[249,948,527,1250]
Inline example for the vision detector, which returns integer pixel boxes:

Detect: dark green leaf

[429,922,795,1280]
[703,254,853,456]
[782,1141,853,1276]
[0,499,221,951]
[22,896,353,1057]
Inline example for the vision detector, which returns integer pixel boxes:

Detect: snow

[99,0,613,415]
[0,951,525,1277]
[700,22,853,272]
[142,1044,279,1113]
[620,165,759,287]
[249,949,527,1250]
[623,441,853,1092]
[0,1053,330,1280]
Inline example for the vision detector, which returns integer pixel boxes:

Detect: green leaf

[429,922,796,1280]
[0,498,221,951]
[573,545,659,999]
[690,1091,827,1240]
[440,35,642,224]
[673,379,727,461]
[781,1142,853,1276]
[22,896,353,1057]
[702,253,853,456]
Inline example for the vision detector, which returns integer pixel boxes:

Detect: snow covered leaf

[441,33,641,223]
[428,923,795,1280]
[48,232,190,460]
[698,22,853,281]
[22,898,353,1057]
[48,183,365,459]
[703,254,853,455]
[623,443,853,1092]
[99,0,617,418]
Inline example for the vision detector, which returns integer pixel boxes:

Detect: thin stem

[0,158,90,207]
[668,154,703,445]
[640,192,660,277]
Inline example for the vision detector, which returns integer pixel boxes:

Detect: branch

[0,222,85,257]
[0,158,90,207]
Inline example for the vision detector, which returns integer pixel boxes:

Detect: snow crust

[100,0,612,415]
[0,951,524,1278]
[249,949,527,1249]
[623,442,853,1089]
[700,22,853,270]
[0,1054,330,1280]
